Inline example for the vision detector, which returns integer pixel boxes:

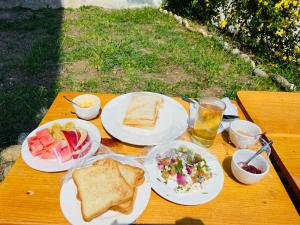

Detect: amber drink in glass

[192,97,226,147]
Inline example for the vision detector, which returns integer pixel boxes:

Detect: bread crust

[123,94,163,128]
[93,158,145,214]
[72,159,134,222]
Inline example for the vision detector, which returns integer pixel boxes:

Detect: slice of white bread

[123,94,163,128]
[73,159,134,222]
[93,158,145,214]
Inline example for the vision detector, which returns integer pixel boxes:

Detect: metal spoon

[251,132,266,138]
[181,96,198,104]
[63,96,80,107]
[181,96,239,120]
[241,140,273,165]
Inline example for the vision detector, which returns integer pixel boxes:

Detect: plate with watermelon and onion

[21,118,101,172]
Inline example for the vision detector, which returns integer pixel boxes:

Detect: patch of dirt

[61,60,99,81]
[155,38,167,45]
[67,24,85,38]
[0,30,56,91]
[237,75,252,83]
[200,87,224,97]
[63,11,80,20]
[144,66,195,84]
[111,67,125,77]
[221,63,231,71]
[0,10,32,22]
[138,47,153,55]
[0,31,47,62]
[1,68,58,91]
[141,24,153,32]
[174,27,186,33]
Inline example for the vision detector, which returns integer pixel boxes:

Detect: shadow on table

[222,156,240,183]
[176,217,205,225]
[221,130,235,148]
[0,6,63,148]
[111,217,205,225]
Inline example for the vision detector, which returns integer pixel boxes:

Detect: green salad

[156,146,212,193]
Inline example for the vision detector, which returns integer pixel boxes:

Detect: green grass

[0,6,297,147]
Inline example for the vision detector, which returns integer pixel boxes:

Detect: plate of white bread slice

[60,155,151,225]
[101,92,188,146]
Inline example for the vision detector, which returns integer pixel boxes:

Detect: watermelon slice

[59,145,72,162]
[40,147,56,159]
[29,141,44,156]
[36,128,51,139]
[39,135,55,147]
[28,136,39,145]
[28,125,91,162]
[51,141,72,163]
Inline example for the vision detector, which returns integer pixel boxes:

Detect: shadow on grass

[0,7,63,147]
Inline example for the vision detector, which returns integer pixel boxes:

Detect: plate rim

[101,92,188,146]
[145,140,224,205]
[21,118,101,172]
[60,154,151,225]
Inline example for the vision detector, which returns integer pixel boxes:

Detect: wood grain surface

[237,91,300,135]
[237,91,300,203]
[0,92,299,225]
[265,134,300,202]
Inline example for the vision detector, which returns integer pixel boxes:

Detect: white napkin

[189,97,238,133]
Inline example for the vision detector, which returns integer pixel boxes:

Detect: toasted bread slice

[123,94,163,128]
[93,158,144,187]
[73,159,134,222]
[93,158,145,214]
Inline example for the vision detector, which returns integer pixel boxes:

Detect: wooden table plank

[265,134,300,201]
[237,91,300,203]
[237,91,300,135]
[0,92,299,225]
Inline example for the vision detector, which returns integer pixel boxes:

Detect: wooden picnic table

[0,92,299,225]
[266,134,300,201]
[237,90,300,204]
[237,91,300,135]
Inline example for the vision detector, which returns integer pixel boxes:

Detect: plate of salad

[144,140,224,205]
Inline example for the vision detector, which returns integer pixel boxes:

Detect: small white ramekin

[229,120,262,148]
[72,94,100,120]
[231,149,269,184]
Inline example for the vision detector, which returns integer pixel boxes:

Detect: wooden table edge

[237,91,300,205]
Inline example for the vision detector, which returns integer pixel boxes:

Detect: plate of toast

[60,155,151,225]
[101,92,188,146]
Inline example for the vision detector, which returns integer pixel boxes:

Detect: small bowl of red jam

[231,149,269,184]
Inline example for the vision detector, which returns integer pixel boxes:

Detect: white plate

[60,154,151,225]
[144,140,224,205]
[21,118,101,172]
[101,92,188,146]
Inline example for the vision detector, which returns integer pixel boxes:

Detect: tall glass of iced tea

[192,97,226,147]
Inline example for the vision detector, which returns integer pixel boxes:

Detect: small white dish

[229,120,262,148]
[73,94,101,120]
[144,140,224,205]
[231,149,269,184]
[60,154,151,225]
